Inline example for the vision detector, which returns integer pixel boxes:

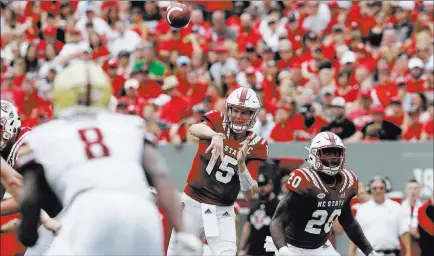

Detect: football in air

[166,2,191,28]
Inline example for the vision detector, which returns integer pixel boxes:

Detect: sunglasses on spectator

[268,20,277,25]
[371,186,385,191]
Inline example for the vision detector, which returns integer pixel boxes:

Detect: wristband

[212,133,225,139]
[239,169,255,191]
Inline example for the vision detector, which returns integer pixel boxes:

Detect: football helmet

[0,100,21,150]
[305,132,346,175]
[224,87,260,133]
[52,61,112,116]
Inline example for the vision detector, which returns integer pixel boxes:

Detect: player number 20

[205,155,237,184]
[304,209,341,234]
[288,172,302,188]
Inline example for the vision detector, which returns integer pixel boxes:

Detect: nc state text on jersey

[224,145,253,156]
[317,200,345,208]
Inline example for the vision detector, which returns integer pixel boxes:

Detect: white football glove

[173,232,203,255]
[277,246,291,256]
[264,236,277,253]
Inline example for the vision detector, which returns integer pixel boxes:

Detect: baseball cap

[408,58,424,69]
[118,51,130,58]
[370,105,384,115]
[176,56,191,66]
[124,78,139,89]
[245,66,256,75]
[85,3,95,12]
[320,86,334,96]
[340,51,356,65]
[331,97,346,107]
[257,173,273,186]
[389,96,401,104]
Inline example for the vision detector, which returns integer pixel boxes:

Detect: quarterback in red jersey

[1,100,31,256]
[167,87,268,256]
[269,132,379,256]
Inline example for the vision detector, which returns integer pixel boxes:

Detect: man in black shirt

[321,97,356,140]
[238,173,279,256]
[417,197,434,256]
[350,106,402,141]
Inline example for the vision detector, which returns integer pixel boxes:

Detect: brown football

[166,3,191,28]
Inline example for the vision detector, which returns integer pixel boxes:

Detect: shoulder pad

[285,169,314,196]
[15,142,36,169]
[340,169,359,195]
[286,168,331,196]
[201,110,224,132]
[247,133,268,161]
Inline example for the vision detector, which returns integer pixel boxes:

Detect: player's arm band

[239,169,255,191]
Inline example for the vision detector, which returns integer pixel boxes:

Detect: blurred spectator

[349,177,411,256]
[401,179,423,239]
[347,89,374,130]
[421,101,433,141]
[321,97,356,140]
[159,75,190,124]
[351,183,372,216]
[401,107,423,141]
[385,97,405,127]
[269,100,303,142]
[238,173,279,256]
[295,100,328,141]
[117,78,147,117]
[350,106,402,141]
[210,44,238,87]
[252,108,274,141]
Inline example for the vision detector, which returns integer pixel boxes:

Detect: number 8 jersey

[284,167,359,249]
[16,109,155,207]
[184,110,268,206]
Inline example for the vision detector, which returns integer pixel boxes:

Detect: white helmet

[0,100,21,150]
[224,87,260,133]
[305,132,346,175]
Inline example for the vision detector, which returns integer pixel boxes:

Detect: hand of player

[205,133,225,161]
[40,212,61,236]
[237,135,251,169]
[237,249,246,256]
[174,232,203,255]
[0,218,20,233]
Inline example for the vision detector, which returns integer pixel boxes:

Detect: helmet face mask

[307,132,346,175]
[224,87,261,134]
[1,100,21,150]
[317,146,344,169]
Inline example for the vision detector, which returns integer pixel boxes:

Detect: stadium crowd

[0,0,433,145]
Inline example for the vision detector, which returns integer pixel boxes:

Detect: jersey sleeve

[342,169,359,198]
[201,110,224,133]
[248,134,269,162]
[246,135,269,180]
[285,169,313,197]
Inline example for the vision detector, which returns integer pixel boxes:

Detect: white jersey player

[15,61,201,255]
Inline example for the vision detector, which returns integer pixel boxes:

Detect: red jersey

[184,111,268,206]
[284,167,358,249]
[1,127,31,256]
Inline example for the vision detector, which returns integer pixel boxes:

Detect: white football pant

[167,193,237,256]
[282,240,340,256]
[44,190,163,255]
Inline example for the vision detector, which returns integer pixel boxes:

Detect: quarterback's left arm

[238,137,268,200]
[338,198,375,256]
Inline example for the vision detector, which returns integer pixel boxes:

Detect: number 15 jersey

[184,110,268,206]
[17,108,153,207]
